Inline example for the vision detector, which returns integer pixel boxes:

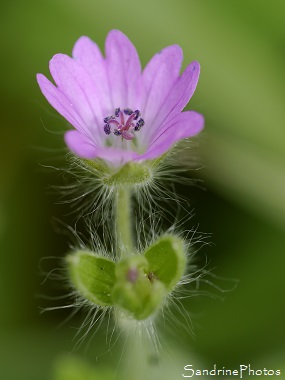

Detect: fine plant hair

[38,188,237,351]
[35,125,241,356]
[47,137,204,223]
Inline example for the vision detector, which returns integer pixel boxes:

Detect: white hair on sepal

[37,136,234,350]
[37,217,116,351]
[45,137,204,225]
[37,210,237,352]
[135,209,238,341]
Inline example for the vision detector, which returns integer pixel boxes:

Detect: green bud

[66,251,116,306]
[144,235,187,292]
[111,256,166,320]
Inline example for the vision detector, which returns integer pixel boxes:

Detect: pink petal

[64,130,98,159]
[72,36,112,115]
[167,61,200,116]
[138,111,204,160]
[141,45,183,126]
[105,30,142,109]
[65,130,138,165]
[36,74,86,133]
[94,147,137,166]
[144,61,201,145]
[49,54,104,144]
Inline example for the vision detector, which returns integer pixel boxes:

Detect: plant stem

[115,190,159,379]
[116,313,159,380]
[115,186,133,258]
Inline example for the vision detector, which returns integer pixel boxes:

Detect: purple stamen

[108,119,120,126]
[103,115,115,123]
[124,108,133,115]
[134,118,145,131]
[125,113,137,127]
[119,110,125,125]
[134,110,140,120]
[104,124,111,135]
[114,129,122,136]
[103,108,144,141]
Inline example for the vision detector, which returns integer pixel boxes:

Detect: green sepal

[103,162,152,187]
[81,147,174,190]
[83,159,153,188]
[144,235,187,292]
[111,256,166,320]
[66,251,116,306]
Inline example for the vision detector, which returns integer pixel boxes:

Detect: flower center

[103,108,145,141]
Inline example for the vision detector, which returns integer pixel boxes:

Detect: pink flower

[37,30,204,166]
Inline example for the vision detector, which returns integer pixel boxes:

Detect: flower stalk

[115,186,134,258]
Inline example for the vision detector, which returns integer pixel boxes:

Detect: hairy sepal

[144,235,187,292]
[83,156,169,188]
[66,234,186,320]
[66,251,116,306]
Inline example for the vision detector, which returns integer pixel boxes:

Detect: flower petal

[72,36,112,116]
[37,31,204,166]
[105,30,142,109]
[94,147,137,166]
[138,111,204,160]
[36,74,86,133]
[49,54,104,144]
[65,130,138,165]
[144,61,201,144]
[166,61,200,116]
[141,45,183,124]
[64,130,98,159]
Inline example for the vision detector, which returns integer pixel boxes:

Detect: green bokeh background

[1,0,284,379]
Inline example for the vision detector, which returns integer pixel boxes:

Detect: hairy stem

[115,187,134,258]
[116,314,158,380]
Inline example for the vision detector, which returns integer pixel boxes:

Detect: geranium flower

[37,30,204,166]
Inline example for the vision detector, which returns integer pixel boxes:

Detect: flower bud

[111,255,166,320]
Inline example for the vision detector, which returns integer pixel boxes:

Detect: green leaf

[66,251,116,306]
[144,235,186,292]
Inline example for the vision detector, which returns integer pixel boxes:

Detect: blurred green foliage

[0,0,284,379]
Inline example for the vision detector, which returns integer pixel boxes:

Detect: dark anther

[124,108,133,115]
[147,272,158,282]
[134,110,140,120]
[115,108,120,117]
[114,129,122,136]
[103,115,114,123]
[134,118,145,131]
[104,124,111,135]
